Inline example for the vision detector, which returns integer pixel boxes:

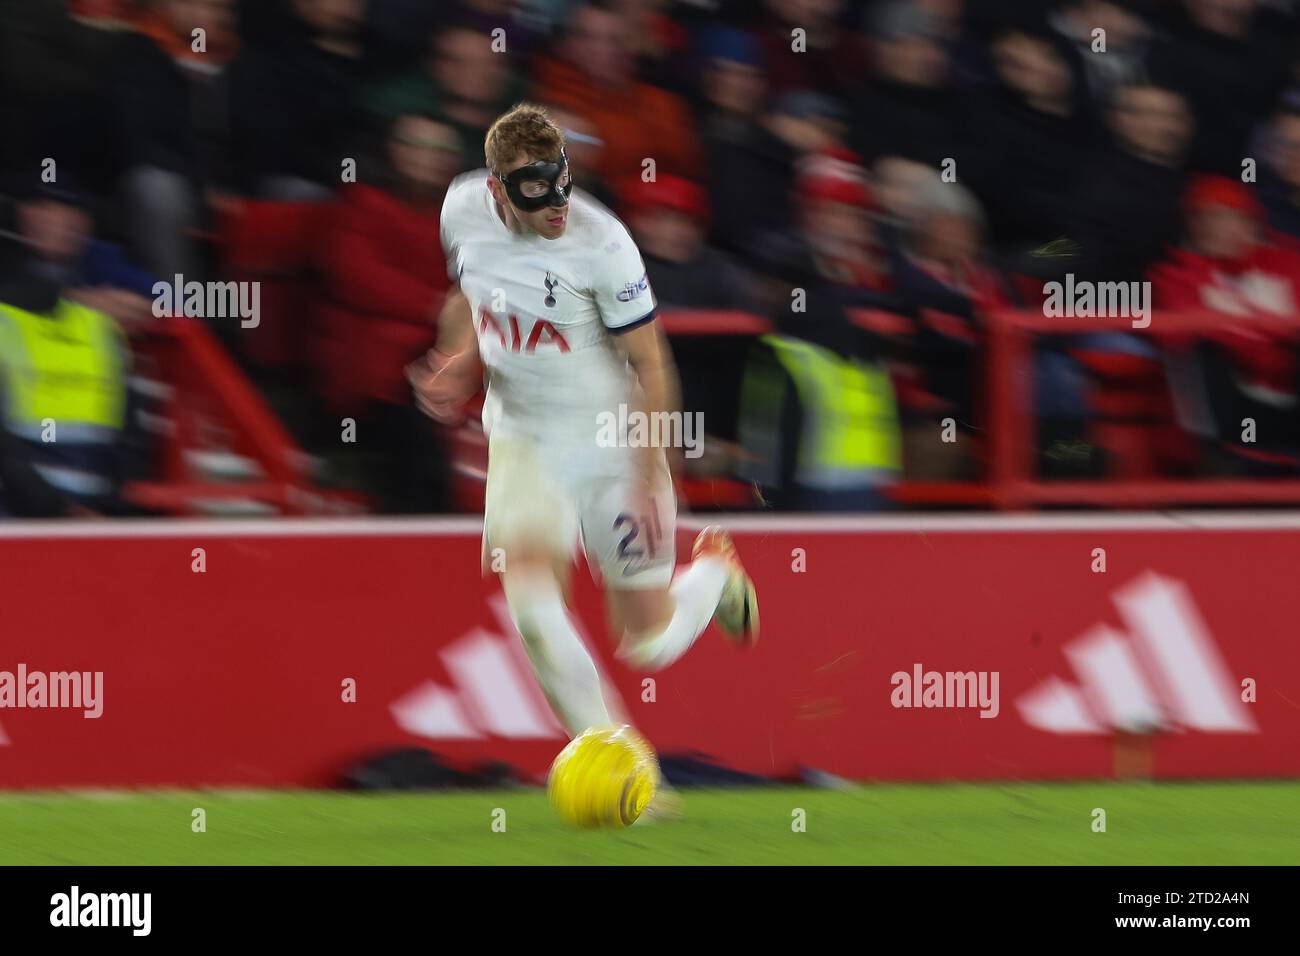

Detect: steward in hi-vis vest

[738,331,901,511]
[0,298,129,512]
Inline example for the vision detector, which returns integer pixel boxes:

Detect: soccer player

[408,103,758,743]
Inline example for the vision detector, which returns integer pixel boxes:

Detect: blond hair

[484,102,565,175]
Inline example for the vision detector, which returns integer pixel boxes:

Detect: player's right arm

[409,175,485,421]
[433,285,474,355]
[408,286,482,422]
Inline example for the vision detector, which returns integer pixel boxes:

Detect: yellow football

[547,725,660,828]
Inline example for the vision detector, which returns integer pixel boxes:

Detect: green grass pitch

[1,782,1296,865]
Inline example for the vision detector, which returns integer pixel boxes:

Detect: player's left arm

[616,319,685,482]
[594,223,685,483]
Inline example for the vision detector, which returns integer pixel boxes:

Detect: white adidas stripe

[1116,573,1257,733]
[391,680,480,740]
[1066,624,1165,732]
[1017,572,1256,736]
[388,595,618,741]
[1015,675,1104,734]
[443,629,563,739]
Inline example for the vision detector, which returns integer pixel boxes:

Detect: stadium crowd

[4,0,1300,515]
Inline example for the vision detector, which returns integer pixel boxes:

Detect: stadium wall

[0,515,1296,788]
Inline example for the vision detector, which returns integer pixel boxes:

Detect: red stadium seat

[1069,347,1175,478]
[124,318,366,515]
[214,200,333,370]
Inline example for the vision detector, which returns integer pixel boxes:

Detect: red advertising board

[0,515,1296,788]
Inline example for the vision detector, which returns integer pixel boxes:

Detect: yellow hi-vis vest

[741,334,900,490]
[0,299,126,441]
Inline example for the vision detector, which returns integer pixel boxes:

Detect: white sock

[505,575,611,736]
[619,557,729,671]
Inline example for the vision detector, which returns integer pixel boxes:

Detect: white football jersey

[440,170,657,462]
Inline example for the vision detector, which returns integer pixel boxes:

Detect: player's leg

[500,551,615,735]
[485,435,614,735]
[584,461,758,672]
[608,529,759,671]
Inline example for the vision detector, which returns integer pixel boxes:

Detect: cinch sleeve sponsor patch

[594,222,657,330]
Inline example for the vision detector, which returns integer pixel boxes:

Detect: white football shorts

[482,431,676,589]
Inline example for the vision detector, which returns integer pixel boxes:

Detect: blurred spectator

[741,152,904,506]
[756,0,863,100]
[361,0,441,68]
[624,175,750,309]
[4,177,157,331]
[618,0,696,96]
[797,148,889,291]
[623,172,754,473]
[1150,176,1300,473]
[0,0,123,190]
[695,27,767,156]
[1062,80,1194,479]
[693,28,772,254]
[454,0,548,65]
[708,90,845,257]
[0,183,142,516]
[367,20,523,171]
[890,176,1008,478]
[230,0,369,200]
[965,23,1095,254]
[1071,81,1193,284]
[9,0,1300,514]
[1259,101,1300,251]
[852,0,964,167]
[737,229,903,511]
[872,155,942,237]
[1048,0,1156,108]
[1149,0,1293,175]
[312,112,459,512]
[111,0,241,278]
[531,0,702,184]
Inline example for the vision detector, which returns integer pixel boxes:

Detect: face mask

[499,150,573,212]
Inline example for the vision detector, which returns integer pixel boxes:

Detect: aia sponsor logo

[477,306,570,353]
[1016,571,1257,735]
